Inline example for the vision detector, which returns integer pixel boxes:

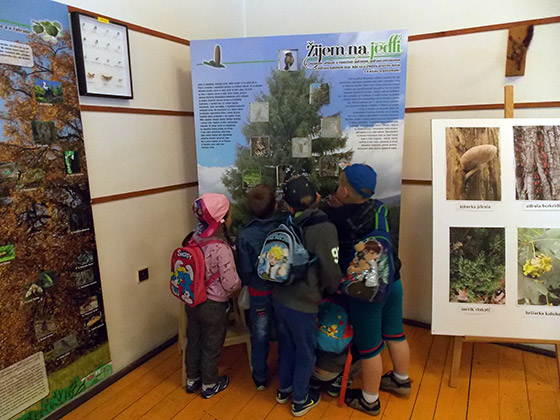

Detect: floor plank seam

[465,344,475,420]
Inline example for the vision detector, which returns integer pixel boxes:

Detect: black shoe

[291,390,321,417]
[345,389,380,416]
[201,375,229,399]
[186,378,201,394]
[327,372,353,397]
[309,375,322,391]
[253,375,267,391]
[380,371,411,396]
[276,388,292,404]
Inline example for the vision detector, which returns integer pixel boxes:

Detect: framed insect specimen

[71,11,133,99]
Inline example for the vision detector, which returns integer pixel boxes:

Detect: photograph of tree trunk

[449,227,505,304]
[445,127,501,201]
[514,125,560,200]
[518,228,560,306]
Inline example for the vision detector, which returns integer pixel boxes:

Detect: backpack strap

[373,199,389,233]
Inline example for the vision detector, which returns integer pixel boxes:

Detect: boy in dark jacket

[273,176,341,417]
[235,184,280,390]
[327,163,411,416]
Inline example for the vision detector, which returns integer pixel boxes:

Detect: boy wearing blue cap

[327,163,411,416]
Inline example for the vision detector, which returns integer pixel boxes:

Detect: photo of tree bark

[0,28,109,380]
[445,127,501,201]
[514,125,560,200]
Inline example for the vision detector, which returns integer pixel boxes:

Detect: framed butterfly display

[71,11,133,99]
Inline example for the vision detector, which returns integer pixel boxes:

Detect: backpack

[257,216,317,286]
[170,238,221,307]
[340,201,398,303]
[316,297,353,354]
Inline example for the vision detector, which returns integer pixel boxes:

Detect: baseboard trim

[47,335,178,420]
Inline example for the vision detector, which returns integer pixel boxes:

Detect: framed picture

[70,12,133,99]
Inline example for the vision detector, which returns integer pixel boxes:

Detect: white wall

[51,0,559,371]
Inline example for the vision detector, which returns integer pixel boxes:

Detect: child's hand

[326,194,343,208]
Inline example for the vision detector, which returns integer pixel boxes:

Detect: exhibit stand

[432,86,560,388]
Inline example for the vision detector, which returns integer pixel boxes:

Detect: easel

[178,296,252,388]
[448,85,560,388]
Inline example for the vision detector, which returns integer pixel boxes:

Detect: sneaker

[309,376,322,391]
[327,372,352,397]
[253,375,267,391]
[201,375,229,399]
[344,389,380,416]
[291,390,321,417]
[186,378,201,394]
[380,371,411,396]
[276,388,292,404]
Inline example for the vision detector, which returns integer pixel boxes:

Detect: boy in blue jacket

[235,184,280,390]
[327,163,411,416]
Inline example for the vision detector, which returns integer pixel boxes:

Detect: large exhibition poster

[0,1,111,419]
[190,31,408,240]
[432,119,560,340]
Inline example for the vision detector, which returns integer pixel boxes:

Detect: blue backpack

[316,297,353,354]
[257,216,317,286]
[340,201,398,303]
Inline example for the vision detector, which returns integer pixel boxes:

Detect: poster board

[432,119,560,340]
[190,31,408,238]
[0,1,111,418]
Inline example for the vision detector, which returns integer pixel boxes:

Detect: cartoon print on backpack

[258,244,288,281]
[171,256,194,305]
[342,237,391,302]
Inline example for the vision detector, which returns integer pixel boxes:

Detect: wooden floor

[62,324,560,420]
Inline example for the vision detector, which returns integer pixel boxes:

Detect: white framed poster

[432,119,560,340]
[70,12,133,99]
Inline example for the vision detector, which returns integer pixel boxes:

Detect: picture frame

[70,12,133,99]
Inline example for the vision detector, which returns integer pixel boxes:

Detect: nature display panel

[432,119,560,340]
[191,31,408,240]
[0,1,111,419]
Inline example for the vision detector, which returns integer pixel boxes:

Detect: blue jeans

[249,294,273,382]
[273,301,317,403]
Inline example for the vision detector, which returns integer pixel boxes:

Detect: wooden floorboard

[62,325,560,420]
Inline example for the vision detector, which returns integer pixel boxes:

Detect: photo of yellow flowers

[518,228,560,306]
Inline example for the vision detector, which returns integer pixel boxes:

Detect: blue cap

[344,164,377,198]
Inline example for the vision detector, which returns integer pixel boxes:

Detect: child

[273,176,341,417]
[327,163,411,416]
[184,192,241,398]
[234,184,280,390]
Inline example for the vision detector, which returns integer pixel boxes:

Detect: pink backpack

[170,239,221,307]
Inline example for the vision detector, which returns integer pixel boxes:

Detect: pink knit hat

[193,193,230,237]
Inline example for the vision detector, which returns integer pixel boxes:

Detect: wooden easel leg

[449,336,464,388]
[555,343,560,389]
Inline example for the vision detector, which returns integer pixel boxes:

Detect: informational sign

[0,1,111,418]
[432,119,560,339]
[191,31,408,237]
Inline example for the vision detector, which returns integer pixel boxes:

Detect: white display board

[432,119,560,340]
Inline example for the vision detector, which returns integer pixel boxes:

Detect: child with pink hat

[184,192,241,398]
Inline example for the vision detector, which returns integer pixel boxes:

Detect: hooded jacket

[192,232,241,302]
[272,208,341,313]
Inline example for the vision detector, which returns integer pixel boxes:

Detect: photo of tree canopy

[514,125,560,200]
[518,228,560,306]
[449,227,505,304]
[0,11,109,399]
[221,69,353,233]
[445,127,501,201]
